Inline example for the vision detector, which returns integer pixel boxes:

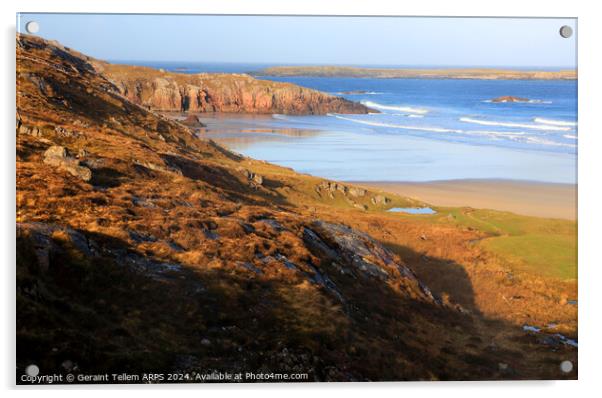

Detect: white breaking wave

[482,99,552,104]
[329,114,576,149]
[519,136,577,148]
[272,114,293,121]
[390,113,424,118]
[332,115,461,133]
[465,130,526,137]
[460,117,572,131]
[534,117,578,127]
[361,101,429,115]
[564,134,578,139]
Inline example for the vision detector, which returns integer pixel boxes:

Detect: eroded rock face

[371,195,391,205]
[43,145,92,181]
[104,67,374,115]
[303,221,438,303]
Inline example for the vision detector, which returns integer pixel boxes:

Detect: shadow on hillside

[158,152,293,208]
[383,242,480,315]
[16,224,576,383]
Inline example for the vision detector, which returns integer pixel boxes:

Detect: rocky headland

[96,63,374,115]
[257,66,576,80]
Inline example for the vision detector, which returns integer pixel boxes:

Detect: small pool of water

[387,207,437,215]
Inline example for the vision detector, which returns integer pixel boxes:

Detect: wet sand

[354,180,577,220]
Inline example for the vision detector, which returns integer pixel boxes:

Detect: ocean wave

[465,130,526,137]
[331,115,460,133]
[563,134,578,139]
[482,99,552,104]
[390,113,424,118]
[534,117,578,127]
[272,114,293,121]
[337,91,383,95]
[361,101,429,114]
[460,117,572,131]
[330,114,576,149]
[519,136,577,148]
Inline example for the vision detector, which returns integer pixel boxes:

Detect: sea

[120,61,578,184]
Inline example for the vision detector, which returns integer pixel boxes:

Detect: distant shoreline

[353,179,577,220]
[255,66,576,80]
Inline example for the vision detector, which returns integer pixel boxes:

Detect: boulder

[371,195,390,205]
[181,114,206,128]
[43,145,92,182]
[348,187,366,197]
[236,167,263,186]
[303,220,438,303]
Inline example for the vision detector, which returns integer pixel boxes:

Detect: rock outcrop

[303,221,438,303]
[43,145,92,181]
[97,64,374,115]
[490,96,530,103]
[181,114,206,128]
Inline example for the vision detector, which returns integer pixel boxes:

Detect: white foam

[460,117,572,131]
[519,136,577,148]
[272,114,292,121]
[332,115,460,133]
[336,91,383,95]
[482,99,552,104]
[329,114,576,149]
[534,117,578,127]
[361,101,429,115]
[564,134,578,139]
[465,130,526,137]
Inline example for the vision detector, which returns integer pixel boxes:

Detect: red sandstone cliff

[97,63,373,115]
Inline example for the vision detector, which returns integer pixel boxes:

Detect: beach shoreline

[353,179,577,220]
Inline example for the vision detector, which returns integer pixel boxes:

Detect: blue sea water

[136,63,577,183]
[264,77,578,155]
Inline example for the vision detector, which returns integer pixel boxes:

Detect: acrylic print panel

[16,14,577,384]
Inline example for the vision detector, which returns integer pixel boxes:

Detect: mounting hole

[25,364,39,377]
[560,360,573,373]
[559,25,573,39]
[25,21,39,34]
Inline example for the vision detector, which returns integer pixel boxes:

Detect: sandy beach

[354,180,577,220]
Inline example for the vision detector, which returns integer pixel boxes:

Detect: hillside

[257,66,577,80]
[16,34,576,382]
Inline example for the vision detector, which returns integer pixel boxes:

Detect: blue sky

[17,14,576,68]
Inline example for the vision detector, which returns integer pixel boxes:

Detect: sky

[17,14,577,68]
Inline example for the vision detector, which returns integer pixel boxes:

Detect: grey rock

[303,220,437,303]
[43,145,92,181]
[371,195,391,205]
[348,187,366,197]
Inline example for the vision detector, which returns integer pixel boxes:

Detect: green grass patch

[434,207,577,280]
[481,233,577,280]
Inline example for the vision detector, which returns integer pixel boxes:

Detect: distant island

[490,95,531,103]
[256,66,576,80]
